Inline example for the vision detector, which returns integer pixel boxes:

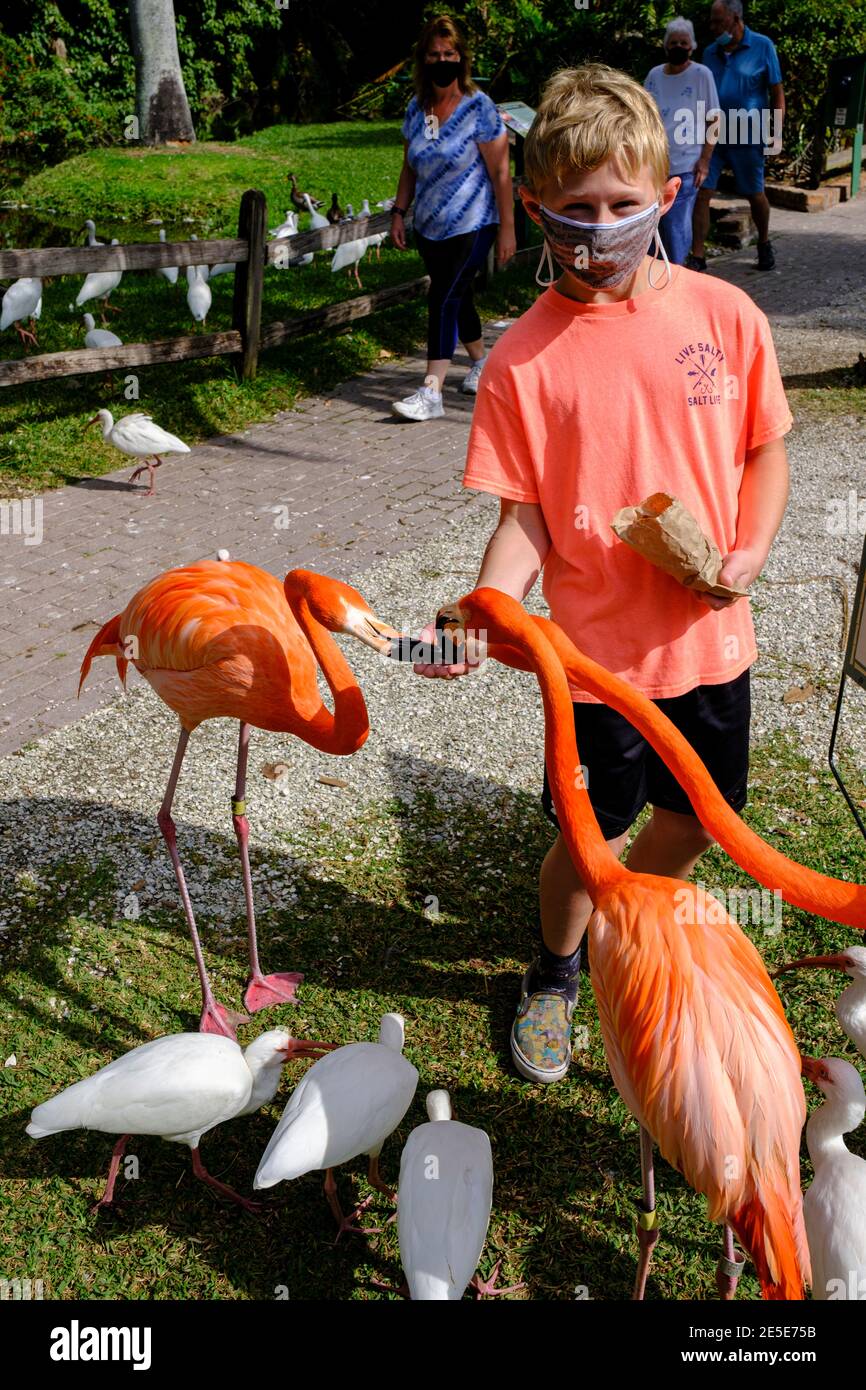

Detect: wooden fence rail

[0,193,424,388]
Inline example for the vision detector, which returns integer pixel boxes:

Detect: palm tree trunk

[129,0,196,144]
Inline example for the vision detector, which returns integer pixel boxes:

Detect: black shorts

[541,670,751,840]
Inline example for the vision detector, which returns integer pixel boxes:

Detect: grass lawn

[1,729,864,1300]
[0,123,542,494]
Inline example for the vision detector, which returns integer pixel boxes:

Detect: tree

[129,0,195,143]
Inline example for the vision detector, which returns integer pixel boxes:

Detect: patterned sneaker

[391,375,444,421]
[460,356,487,394]
[510,961,579,1084]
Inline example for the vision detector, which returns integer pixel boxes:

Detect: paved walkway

[1,191,864,758]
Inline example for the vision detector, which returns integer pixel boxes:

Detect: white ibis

[270,211,298,238]
[254,1013,418,1234]
[186,264,211,327]
[157,229,178,285]
[86,408,190,496]
[332,235,368,288]
[82,219,104,247]
[776,947,866,1059]
[82,313,122,349]
[366,231,388,262]
[1,277,42,346]
[397,1090,515,1299]
[358,199,371,219]
[75,240,122,321]
[26,1029,334,1211]
[207,260,236,278]
[302,193,330,232]
[801,1056,866,1299]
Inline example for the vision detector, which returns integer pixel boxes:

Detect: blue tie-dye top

[402,91,504,240]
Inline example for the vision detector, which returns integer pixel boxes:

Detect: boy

[414,64,791,1084]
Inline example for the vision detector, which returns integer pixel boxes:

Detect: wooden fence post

[233,189,267,381]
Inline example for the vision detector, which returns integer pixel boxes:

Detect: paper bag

[610,493,747,600]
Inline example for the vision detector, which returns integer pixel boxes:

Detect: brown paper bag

[611,493,747,600]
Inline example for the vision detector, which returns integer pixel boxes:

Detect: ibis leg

[157,727,246,1039]
[323,1169,382,1242]
[235,722,303,1013]
[93,1134,131,1211]
[190,1147,261,1213]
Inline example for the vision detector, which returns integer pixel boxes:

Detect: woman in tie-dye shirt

[390,14,515,421]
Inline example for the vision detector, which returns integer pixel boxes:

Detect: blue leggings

[415,224,498,361]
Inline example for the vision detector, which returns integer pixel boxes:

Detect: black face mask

[667,47,690,65]
[428,59,461,88]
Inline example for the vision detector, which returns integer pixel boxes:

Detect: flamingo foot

[470,1260,525,1298]
[199,999,248,1039]
[716,1250,745,1300]
[243,970,304,1012]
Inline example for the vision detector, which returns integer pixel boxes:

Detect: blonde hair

[524,64,669,195]
[413,14,476,108]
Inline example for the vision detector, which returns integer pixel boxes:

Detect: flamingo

[27,1029,333,1212]
[78,561,401,1038]
[1,277,42,347]
[254,1013,418,1235]
[429,588,811,1299]
[801,1056,866,1299]
[775,948,866,1060]
[85,408,190,496]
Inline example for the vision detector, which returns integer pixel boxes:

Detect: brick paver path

[1,190,864,756]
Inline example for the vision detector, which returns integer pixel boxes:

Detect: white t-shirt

[644,62,720,175]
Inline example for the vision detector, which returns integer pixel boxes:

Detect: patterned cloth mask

[535,200,670,290]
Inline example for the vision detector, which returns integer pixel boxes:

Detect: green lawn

[1,730,864,1300]
[0,124,542,494]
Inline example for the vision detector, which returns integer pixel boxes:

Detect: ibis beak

[773,952,853,979]
[800,1055,832,1085]
[282,1039,337,1061]
[85,414,100,430]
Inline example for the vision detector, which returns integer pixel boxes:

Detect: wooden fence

[0,191,431,388]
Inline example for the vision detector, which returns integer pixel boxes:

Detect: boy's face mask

[536,200,666,289]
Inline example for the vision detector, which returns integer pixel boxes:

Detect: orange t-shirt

[463,266,792,701]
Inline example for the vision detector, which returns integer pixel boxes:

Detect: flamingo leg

[190,1146,261,1213]
[633,1126,660,1300]
[92,1133,131,1211]
[716,1224,746,1299]
[235,722,304,1013]
[157,727,246,1039]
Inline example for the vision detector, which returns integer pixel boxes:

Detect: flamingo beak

[383,601,466,664]
[772,952,853,979]
[347,609,403,654]
[281,1039,337,1061]
[800,1055,832,1085]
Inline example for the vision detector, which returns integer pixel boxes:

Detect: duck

[326,193,344,225]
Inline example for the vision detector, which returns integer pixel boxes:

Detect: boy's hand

[412,622,483,679]
[698,548,762,610]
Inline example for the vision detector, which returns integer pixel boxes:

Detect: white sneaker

[460,356,487,394]
[391,375,444,421]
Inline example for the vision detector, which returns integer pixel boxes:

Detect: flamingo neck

[478,592,628,899]
[289,595,369,755]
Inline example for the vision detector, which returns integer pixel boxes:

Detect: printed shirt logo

[674,340,726,406]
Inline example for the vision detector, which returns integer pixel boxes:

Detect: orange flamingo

[432,588,811,1299]
[80,559,400,1038]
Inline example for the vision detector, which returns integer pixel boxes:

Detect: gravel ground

[1,409,865,934]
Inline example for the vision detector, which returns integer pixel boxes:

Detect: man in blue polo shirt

[689,0,785,272]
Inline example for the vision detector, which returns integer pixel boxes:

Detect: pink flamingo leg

[633,1126,660,1300]
[716,1224,745,1299]
[234,722,303,1013]
[158,728,247,1038]
[92,1134,131,1211]
[190,1146,261,1213]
